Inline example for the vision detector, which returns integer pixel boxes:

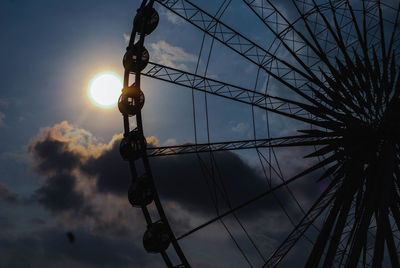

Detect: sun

[87,71,122,108]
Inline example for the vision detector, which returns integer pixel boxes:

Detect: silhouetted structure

[120,0,400,267]
[120,1,189,267]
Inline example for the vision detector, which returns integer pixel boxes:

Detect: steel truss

[141,62,306,116]
[147,135,339,157]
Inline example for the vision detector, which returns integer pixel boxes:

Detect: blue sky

[2,0,398,267]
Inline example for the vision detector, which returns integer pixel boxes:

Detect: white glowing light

[88,71,122,108]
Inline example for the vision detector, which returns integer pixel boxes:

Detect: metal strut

[141,62,307,116]
[147,135,340,157]
[120,1,190,267]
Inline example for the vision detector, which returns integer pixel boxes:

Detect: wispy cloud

[149,40,197,70]
[163,10,182,25]
[232,122,249,134]
[163,138,177,146]
[123,33,130,43]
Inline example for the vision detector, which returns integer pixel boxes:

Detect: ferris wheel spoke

[174,152,341,242]
[386,2,400,60]
[295,1,377,118]
[263,174,342,267]
[248,0,381,121]
[244,0,337,96]
[345,185,376,266]
[243,0,379,121]
[147,135,341,157]
[141,62,351,127]
[155,0,274,66]
[244,1,355,79]
[321,193,354,267]
[312,1,383,114]
[155,0,334,104]
[306,161,365,267]
[141,62,306,115]
[383,212,400,267]
[143,62,349,129]
[142,62,354,124]
[244,0,325,62]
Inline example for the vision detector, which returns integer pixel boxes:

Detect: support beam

[147,135,340,157]
[154,0,322,99]
[155,0,275,67]
[263,177,342,267]
[142,62,306,115]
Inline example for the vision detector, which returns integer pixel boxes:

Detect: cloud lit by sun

[87,71,122,108]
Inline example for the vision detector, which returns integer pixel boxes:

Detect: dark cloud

[33,173,86,213]
[28,121,88,176]
[28,121,325,222]
[30,137,81,175]
[29,121,276,218]
[81,139,130,195]
[27,123,150,241]
[28,122,96,213]
[81,137,273,216]
[150,152,269,215]
[0,183,18,203]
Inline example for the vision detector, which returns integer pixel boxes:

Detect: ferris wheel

[117,0,400,267]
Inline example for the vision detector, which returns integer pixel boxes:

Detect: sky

[1,0,397,267]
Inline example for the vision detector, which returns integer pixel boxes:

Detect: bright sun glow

[88,71,122,108]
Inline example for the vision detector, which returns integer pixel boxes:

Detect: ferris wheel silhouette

[118,0,400,267]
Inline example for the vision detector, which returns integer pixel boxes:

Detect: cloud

[149,40,197,70]
[0,183,18,203]
[162,10,183,25]
[28,122,98,214]
[33,173,87,213]
[123,33,130,43]
[80,138,130,195]
[146,136,159,147]
[150,151,270,216]
[163,138,177,146]
[231,122,249,134]
[28,121,324,219]
[28,121,270,215]
[30,135,81,176]
[26,123,162,241]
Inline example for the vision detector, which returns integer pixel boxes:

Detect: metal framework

[147,135,339,157]
[141,62,306,115]
[119,0,400,267]
[119,1,189,267]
